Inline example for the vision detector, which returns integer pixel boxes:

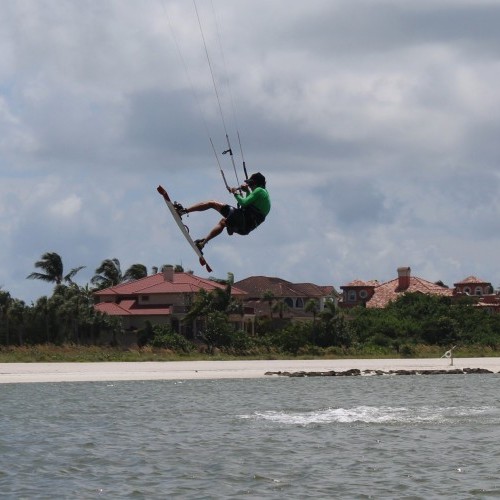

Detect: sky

[1,0,500,303]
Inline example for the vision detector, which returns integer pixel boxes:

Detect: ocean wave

[241,405,498,425]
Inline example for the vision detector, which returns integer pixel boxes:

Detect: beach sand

[1,357,499,384]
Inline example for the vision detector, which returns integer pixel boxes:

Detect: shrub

[150,324,194,353]
[399,344,416,358]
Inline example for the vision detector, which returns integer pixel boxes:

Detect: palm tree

[27,252,85,285]
[262,290,276,320]
[305,299,319,326]
[91,258,123,290]
[320,300,338,323]
[123,264,148,282]
[92,259,151,289]
[272,299,290,320]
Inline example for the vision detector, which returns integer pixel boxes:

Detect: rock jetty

[265,367,494,377]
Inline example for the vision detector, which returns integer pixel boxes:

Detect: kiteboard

[157,185,213,273]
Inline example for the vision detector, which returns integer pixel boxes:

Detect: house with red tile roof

[340,267,500,312]
[94,265,251,338]
[233,275,339,320]
[340,267,453,309]
[453,276,500,314]
[453,276,493,296]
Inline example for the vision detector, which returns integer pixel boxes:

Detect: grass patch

[0,343,499,363]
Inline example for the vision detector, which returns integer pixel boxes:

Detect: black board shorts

[221,205,265,236]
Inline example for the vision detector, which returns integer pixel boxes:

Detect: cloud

[1,0,500,303]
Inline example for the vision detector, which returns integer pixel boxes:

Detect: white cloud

[48,195,82,218]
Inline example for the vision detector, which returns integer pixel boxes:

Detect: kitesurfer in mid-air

[174,172,270,251]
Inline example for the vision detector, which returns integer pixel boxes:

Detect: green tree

[21,284,121,345]
[272,299,290,319]
[319,300,338,322]
[273,322,312,354]
[305,299,319,325]
[185,289,213,324]
[30,295,51,344]
[201,311,234,352]
[149,324,194,352]
[421,316,459,346]
[91,258,123,289]
[183,277,246,350]
[316,301,354,348]
[27,252,84,285]
[0,289,12,345]
[262,290,276,319]
[5,298,28,345]
[92,259,150,288]
[186,280,238,321]
[123,263,148,282]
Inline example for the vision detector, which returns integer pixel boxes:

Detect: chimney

[162,265,174,282]
[397,267,411,290]
[152,266,158,275]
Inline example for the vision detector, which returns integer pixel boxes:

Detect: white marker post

[441,345,457,366]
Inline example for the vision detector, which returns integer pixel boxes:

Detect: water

[1,374,500,499]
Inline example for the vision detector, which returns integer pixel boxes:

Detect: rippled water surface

[1,374,500,499]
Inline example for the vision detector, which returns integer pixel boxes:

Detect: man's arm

[233,189,259,208]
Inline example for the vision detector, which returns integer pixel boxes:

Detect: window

[359,290,368,299]
[463,287,471,295]
[475,287,483,296]
[348,290,356,302]
[141,295,150,302]
[295,298,304,308]
[284,298,294,308]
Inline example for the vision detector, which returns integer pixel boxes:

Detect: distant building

[234,275,339,321]
[453,276,500,314]
[453,276,493,296]
[94,266,251,340]
[339,267,500,313]
[340,267,453,309]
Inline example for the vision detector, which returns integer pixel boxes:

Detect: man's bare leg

[203,218,226,243]
[193,218,227,250]
[183,201,227,250]
[185,200,225,214]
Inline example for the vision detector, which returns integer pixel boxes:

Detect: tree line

[140,291,500,357]
[1,252,500,353]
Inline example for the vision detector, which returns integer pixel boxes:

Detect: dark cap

[246,172,266,187]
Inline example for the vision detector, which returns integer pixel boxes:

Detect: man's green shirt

[234,187,271,217]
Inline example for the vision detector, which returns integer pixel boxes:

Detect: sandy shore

[0,357,499,384]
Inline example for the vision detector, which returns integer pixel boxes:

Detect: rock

[336,369,361,376]
[391,370,416,375]
[463,367,493,374]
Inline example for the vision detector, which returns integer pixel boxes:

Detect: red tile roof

[342,280,379,288]
[454,276,490,285]
[95,300,172,316]
[234,276,335,298]
[366,277,453,308]
[94,272,247,297]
